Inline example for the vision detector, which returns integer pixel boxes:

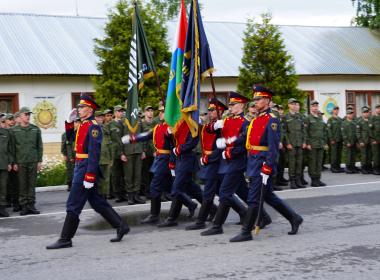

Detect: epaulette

[270,113,277,118]
[91,120,98,125]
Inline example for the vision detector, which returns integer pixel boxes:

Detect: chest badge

[271,123,278,131]
[92,129,99,138]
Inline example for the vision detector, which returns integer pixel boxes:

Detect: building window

[346,90,380,116]
[0,93,19,113]
[71,92,95,108]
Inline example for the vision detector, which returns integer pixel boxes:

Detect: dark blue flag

[180,0,214,137]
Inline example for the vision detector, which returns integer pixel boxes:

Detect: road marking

[1,180,380,221]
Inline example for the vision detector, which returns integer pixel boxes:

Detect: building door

[0,93,19,113]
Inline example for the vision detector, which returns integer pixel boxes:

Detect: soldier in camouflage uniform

[369,104,380,175]
[275,104,288,189]
[9,107,43,215]
[0,113,12,217]
[327,106,344,173]
[356,106,372,174]
[284,98,307,189]
[342,109,358,173]
[305,100,328,187]
[244,101,256,122]
[109,105,126,202]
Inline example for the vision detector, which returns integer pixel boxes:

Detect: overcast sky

[0,0,356,26]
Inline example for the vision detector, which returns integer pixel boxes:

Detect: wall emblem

[33,100,57,129]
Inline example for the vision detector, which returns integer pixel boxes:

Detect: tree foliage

[150,0,194,20]
[237,13,305,108]
[352,0,380,29]
[93,0,171,110]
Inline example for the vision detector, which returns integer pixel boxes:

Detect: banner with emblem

[125,2,156,134]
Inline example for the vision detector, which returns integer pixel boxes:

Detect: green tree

[93,0,171,110]
[352,0,380,29]
[150,0,194,20]
[237,13,305,109]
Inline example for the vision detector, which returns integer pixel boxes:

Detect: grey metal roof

[0,13,380,76]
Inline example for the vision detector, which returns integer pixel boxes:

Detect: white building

[0,13,379,156]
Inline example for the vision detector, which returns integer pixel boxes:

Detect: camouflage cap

[114,105,125,112]
[376,104,380,109]
[94,110,105,117]
[347,109,354,114]
[19,106,32,114]
[14,111,20,118]
[158,105,165,111]
[288,98,299,104]
[310,100,319,105]
[0,112,4,118]
[278,105,284,110]
[5,113,14,120]
[248,101,256,107]
[144,105,154,111]
[362,106,370,113]
[103,109,113,115]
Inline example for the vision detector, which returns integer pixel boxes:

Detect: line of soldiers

[0,107,43,217]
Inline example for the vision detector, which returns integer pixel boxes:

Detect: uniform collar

[258,108,271,117]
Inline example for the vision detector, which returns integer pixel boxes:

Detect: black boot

[13,203,21,212]
[230,207,259,242]
[271,201,303,235]
[133,192,146,204]
[185,201,212,230]
[0,206,9,217]
[20,205,29,216]
[157,198,182,227]
[230,196,247,225]
[259,208,272,229]
[141,196,161,224]
[207,203,218,221]
[276,175,288,186]
[127,193,135,205]
[311,178,320,187]
[318,179,326,187]
[181,194,198,218]
[290,180,298,189]
[201,203,230,236]
[46,213,80,249]
[296,177,307,188]
[115,194,127,203]
[301,174,308,185]
[27,204,40,215]
[98,206,130,242]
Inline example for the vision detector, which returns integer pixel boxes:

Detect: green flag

[125,2,156,134]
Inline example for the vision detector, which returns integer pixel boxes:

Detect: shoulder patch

[92,128,99,138]
[271,123,278,131]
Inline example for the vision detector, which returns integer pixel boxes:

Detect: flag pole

[209,73,220,118]
[154,71,165,106]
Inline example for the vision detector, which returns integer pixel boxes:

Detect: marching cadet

[327,106,344,173]
[342,109,358,173]
[0,113,12,217]
[244,101,256,122]
[356,106,372,174]
[305,100,328,187]
[9,107,43,215]
[61,116,80,191]
[141,105,159,198]
[47,94,129,249]
[370,104,380,175]
[109,105,126,202]
[121,107,145,205]
[186,98,227,230]
[230,85,303,242]
[201,92,251,236]
[95,111,113,198]
[284,98,307,189]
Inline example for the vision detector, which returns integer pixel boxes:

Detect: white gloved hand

[216,138,227,149]
[172,147,178,156]
[167,126,173,134]
[84,181,94,189]
[66,108,77,123]
[226,136,237,145]
[260,173,269,185]
[170,169,175,177]
[222,151,226,159]
[200,157,205,166]
[121,135,131,144]
[213,119,224,130]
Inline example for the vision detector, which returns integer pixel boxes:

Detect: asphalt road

[1,171,380,280]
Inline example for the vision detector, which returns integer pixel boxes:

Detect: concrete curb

[36,185,68,192]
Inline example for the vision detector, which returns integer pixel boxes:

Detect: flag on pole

[180,0,214,137]
[164,0,187,129]
[125,2,156,134]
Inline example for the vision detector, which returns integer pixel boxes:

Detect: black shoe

[318,180,326,187]
[157,219,178,227]
[361,169,369,174]
[311,179,320,187]
[288,215,303,235]
[115,195,127,203]
[185,222,206,230]
[0,207,9,217]
[46,213,79,249]
[373,169,380,175]
[141,214,159,224]
[133,193,146,204]
[187,202,197,218]
[110,222,130,242]
[290,180,298,189]
[273,186,283,191]
[127,193,135,205]
[345,168,354,174]
[259,212,272,229]
[301,177,308,185]
[28,205,40,215]
[157,198,182,227]
[20,207,29,216]
[277,180,288,187]
[296,178,307,188]
[229,231,253,242]
[13,205,21,212]
[200,226,223,236]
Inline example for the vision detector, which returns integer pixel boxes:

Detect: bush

[36,156,66,187]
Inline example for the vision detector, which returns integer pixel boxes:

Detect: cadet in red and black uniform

[158,117,202,227]
[230,85,303,242]
[185,98,227,230]
[201,92,251,236]
[122,105,174,224]
[47,94,129,249]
